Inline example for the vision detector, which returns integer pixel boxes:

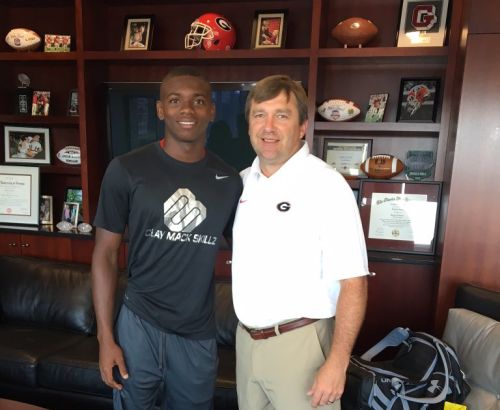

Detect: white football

[5,28,41,51]
[317,99,361,121]
[57,145,81,165]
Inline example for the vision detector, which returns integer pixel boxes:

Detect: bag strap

[360,327,409,361]
[395,335,451,405]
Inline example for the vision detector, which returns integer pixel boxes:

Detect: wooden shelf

[314,121,441,135]
[318,46,448,61]
[0,51,77,61]
[83,49,311,61]
[0,115,79,126]
[41,165,81,175]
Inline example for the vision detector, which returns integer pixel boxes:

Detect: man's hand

[99,339,129,390]
[307,360,346,407]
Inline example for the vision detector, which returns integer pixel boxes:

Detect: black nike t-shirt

[94,142,242,339]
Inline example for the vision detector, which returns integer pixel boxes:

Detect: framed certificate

[322,138,372,178]
[358,180,442,254]
[0,165,40,225]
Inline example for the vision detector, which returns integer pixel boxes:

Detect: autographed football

[360,154,404,179]
[331,17,378,48]
[56,145,81,165]
[5,28,41,51]
[317,99,361,122]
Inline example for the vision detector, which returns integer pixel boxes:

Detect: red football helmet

[185,13,236,51]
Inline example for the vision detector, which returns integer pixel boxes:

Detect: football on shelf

[5,28,41,51]
[317,98,361,122]
[360,154,404,179]
[331,17,378,48]
[56,146,81,165]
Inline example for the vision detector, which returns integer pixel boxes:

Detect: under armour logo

[164,188,206,233]
[277,202,290,212]
[427,379,442,394]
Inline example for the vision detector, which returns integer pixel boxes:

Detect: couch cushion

[38,336,112,397]
[0,324,84,387]
[0,256,94,334]
[443,308,500,410]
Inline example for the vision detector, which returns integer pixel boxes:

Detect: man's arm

[91,227,128,390]
[307,275,368,407]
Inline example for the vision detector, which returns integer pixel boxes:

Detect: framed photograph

[0,165,40,226]
[31,91,50,116]
[358,180,442,254]
[61,201,80,227]
[40,195,53,225]
[397,0,450,47]
[122,15,154,51]
[67,89,79,116]
[65,186,83,222]
[4,126,51,165]
[253,10,287,49]
[396,78,440,122]
[44,34,71,52]
[364,93,389,123]
[322,138,372,178]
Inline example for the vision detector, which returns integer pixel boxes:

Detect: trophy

[15,73,33,115]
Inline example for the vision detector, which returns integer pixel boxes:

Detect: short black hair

[160,66,211,98]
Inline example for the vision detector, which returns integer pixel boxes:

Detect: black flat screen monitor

[105,81,256,171]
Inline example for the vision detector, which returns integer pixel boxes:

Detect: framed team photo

[122,15,154,51]
[31,91,50,116]
[4,125,51,165]
[397,0,450,47]
[253,10,287,49]
[396,78,440,122]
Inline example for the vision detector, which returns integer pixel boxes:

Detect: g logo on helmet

[185,12,236,51]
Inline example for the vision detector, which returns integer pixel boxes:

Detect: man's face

[156,75,215,145]
[248,91,307,176]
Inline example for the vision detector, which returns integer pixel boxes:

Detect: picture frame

[364,93,389,123]
[4,125,51,165]
[67,89,79,116]
[252,10,287,49]
[322,138,372,178]
[44,34,71,52]
[358,180,442,255]
[0,165,40,226]
[397,0,450,47]
[61,201,80,227]
[396,78,440,122]
[40,195,53,225]
[65,186,83,222]
[122,15,154,51]
[31,91,50,116]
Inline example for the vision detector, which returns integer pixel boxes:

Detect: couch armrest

[442,308,500,410]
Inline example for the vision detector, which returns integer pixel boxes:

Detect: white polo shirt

[232,143,369,328]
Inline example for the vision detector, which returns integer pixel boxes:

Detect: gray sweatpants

[113,304,217,410]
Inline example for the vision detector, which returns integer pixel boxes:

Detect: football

[317,99,361,122]
[331,17,378,48]
[5,28,41,51]
[56,146,81,165]
[360,154,404,179]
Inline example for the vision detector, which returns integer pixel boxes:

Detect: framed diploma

[322,138,372,178]
[0,165,40,226]
[358,180,442,254]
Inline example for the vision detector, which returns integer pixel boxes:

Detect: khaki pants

[236,318,341,410]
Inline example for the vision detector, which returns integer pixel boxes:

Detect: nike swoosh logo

[215,175,229,180]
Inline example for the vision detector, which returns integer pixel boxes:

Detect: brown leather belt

[241,318,318,340]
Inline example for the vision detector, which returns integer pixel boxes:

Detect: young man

[91,67,242,410]
[232,75,369,410]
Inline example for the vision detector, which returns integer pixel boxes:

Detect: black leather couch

[0,255,238,410]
